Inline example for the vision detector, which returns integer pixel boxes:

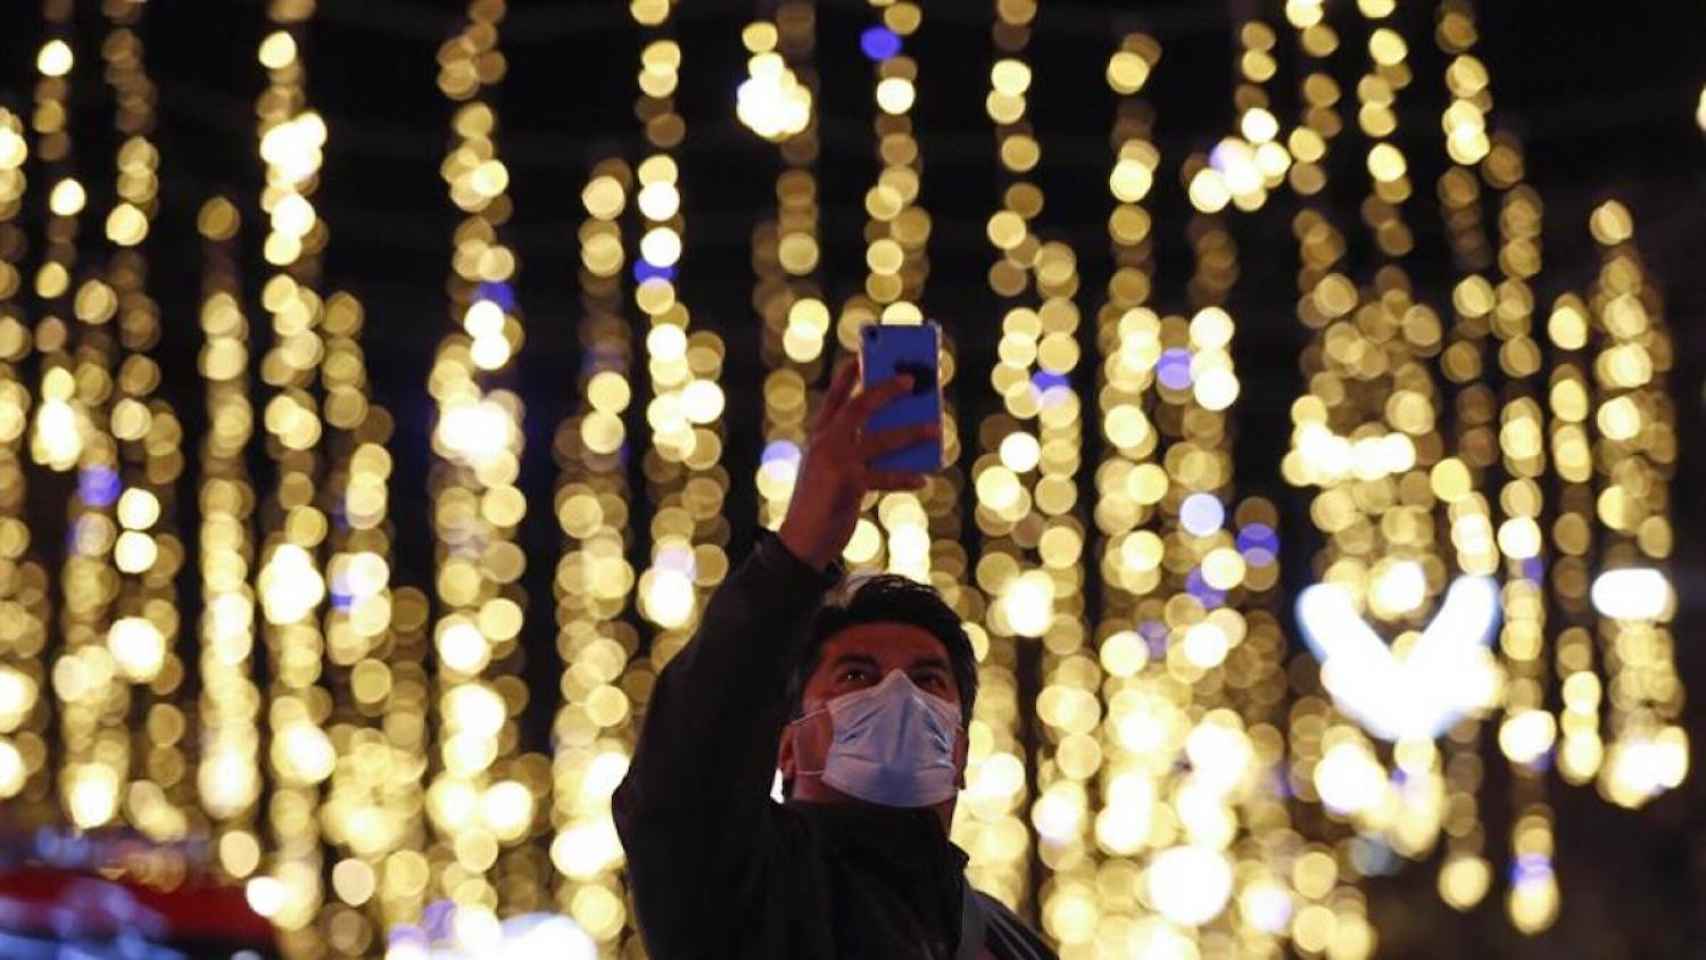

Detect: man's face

[777,621,968,802]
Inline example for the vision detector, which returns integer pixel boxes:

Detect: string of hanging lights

[422,1,545,948]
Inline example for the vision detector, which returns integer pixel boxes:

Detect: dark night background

[2,1,1704,956]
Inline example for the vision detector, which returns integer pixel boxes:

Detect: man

[614,361,1057,959]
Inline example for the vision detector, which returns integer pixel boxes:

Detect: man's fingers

[839,374,915,426]
[859,423,939,460]
[815,360,859,429]
[866,470,930,491]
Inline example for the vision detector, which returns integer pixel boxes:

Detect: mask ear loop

[783,705,835,779]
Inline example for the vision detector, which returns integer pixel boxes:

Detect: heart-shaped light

[1295,576,1502,742]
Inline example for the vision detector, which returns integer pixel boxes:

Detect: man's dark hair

[784,573,979,730]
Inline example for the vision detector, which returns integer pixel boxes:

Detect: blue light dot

[1510,854,1553,886]
[1039,385,1073,409]
[1157,348,1193,389]
[1235,522,1277,553]
[474,281,515,311]
[1031,370,1069,391]
[1520,556,1545,583]
[860,26,902,61]
[634,260,676,283]
[1242,546,1277,568]
[761,440,802,465]
[1185,568,1226,608]
[78,466,121,508]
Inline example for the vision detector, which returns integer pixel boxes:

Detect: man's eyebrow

[828,653,880,671]
[908,656,951,673]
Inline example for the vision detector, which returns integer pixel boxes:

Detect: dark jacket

[613,531,1057,959]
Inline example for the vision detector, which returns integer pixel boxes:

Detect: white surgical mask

[789,668,963,808]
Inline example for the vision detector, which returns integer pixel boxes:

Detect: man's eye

[838,668,871,683]
[916,674,947,690]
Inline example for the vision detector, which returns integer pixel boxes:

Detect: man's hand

[777,360,939,572]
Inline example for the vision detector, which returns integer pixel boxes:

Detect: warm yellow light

[469,334,510,371]
[998,432,1041,473]
[637,181,681,220]
[1240,108,1279,144]
[258,30,297,68]
[737,53,813,141]
[258,112,327,187]
[117,488,161,530]
[470,159,509,197]
[875,77,916,115]
[1147,845,1233,926]
[113,531,158,574]
[640,568,695,629]
[0,125,26,169]
[274,723,336,784]
[1108,158,1153,203]
[108,617,166,682]
[480,780,536,841]
[49,178,87,216]
[1182,621,1230,668]
[438,398,515,467]
[258,543,326,624]
[437,620,491,674]
[1314,739,1386,813]
[1194,367,1240,411]
[65,764,120,828]
[37,40,74,77]
[1002,571,1054,638]
[1370,559,1426,616]
[1106,49,1151,93]
[105,203,149,246]
[0,741,24,798]
[462,300,505,338]
[1188,168,1231,213]
[1367,143,1407,181]
[582,176,626,219]
[640,227,682,266]
[1200,547,1246,590]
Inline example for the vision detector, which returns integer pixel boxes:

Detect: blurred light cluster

[193,196,268,928]
[831,0,947,600]
[1184,21,1294,214]
[28,23,89,476]
[626,4,733,668]
[1573,202,1684,813]
[736,21,813,142]
[420,4,557,954]
[384,903,594,960]
[0,43,48,819]
[0,3,1688,957]
[250,3,341,949]
[955,0,1055,922]
[746,5,826,541]
[96,0,191,856]
[551,152,642,951]
[47,4,124,850]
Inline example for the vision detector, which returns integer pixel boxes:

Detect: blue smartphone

[859,321,943,473]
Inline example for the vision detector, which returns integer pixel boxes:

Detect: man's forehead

[819,621,947,662]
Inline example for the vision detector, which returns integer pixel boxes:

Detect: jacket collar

[787,799,971,875]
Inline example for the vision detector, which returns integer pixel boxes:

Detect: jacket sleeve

[612,530,839,953]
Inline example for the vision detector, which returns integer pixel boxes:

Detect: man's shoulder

[969,888,1059,960]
